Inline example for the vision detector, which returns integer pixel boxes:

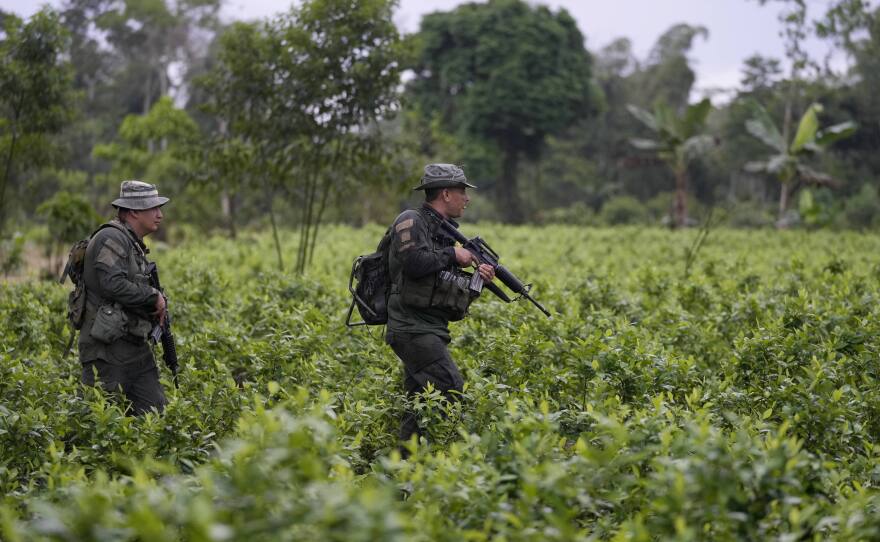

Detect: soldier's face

[131,206,163,237]
[443,187,469,218]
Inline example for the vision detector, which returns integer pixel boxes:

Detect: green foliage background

[3,225,880,539]
[4,0,879,240]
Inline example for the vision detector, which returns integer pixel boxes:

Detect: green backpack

[345,228,392,327]
[59,238,90,330]
[59,223,121,330]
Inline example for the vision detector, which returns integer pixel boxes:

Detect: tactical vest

[391,207,476,321]
[82,221,154,343]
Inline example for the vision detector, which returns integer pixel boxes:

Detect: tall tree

[407,0,597,223]
[632,24,708,110]
[92,96,201,222]
[201,0,402,271]
[627,99,716,228]
[199,21,286,265]
[89,0,221,114]
[0,9,75,233]
[711,56,786,206]
[277,0,402,272]
[816,4,880,190]
[744,101,856,225]
[754,0,820,185]
[49,0,221,215]
[527,23,709,216]
[740,55,784,94]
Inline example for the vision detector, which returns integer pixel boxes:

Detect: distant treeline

[1,0,879,252]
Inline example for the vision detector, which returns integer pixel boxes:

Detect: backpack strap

[58,222,127,285]
[91,220,126,238]
[81,221,144,308]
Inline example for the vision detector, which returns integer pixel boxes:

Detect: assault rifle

[440,220,551,318]
[146,262,180,388]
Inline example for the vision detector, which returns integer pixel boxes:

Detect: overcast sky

[2,0,861,98]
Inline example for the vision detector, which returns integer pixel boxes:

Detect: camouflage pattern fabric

[81,357,167,416]
[385,203,476,449]
[385,203,458,340]
[78,219,166,414]
[388,332,464,445]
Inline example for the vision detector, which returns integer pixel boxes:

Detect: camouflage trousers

[388,332,464,446]
[81,355,167,416]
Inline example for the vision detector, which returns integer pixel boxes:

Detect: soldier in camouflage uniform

[386,164,495,450]
[79,180,170,415]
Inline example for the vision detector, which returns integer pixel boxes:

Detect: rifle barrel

[494,265,525,294]
[524,292,552,318]
[442,219,550,317]
[485,281,512,303]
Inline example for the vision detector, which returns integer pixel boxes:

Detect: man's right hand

[454,247,477,267]
[154,291,167,327]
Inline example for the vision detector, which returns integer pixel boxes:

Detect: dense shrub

[2,225,880,539]
[841,183,880,229]
[598,196,649,225]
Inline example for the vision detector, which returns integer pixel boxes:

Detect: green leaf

[796,164,837,187]
[766,154,791,176]
[745,116,786,154]
[682,134,715,161]
[790,103,823,154]
[627,104,658,132]
[744,160,768,173]
[743,99,786,153]
[799,188,815,214]
[681,98,712,137]
[814,121,857,147]
[653,101,679,140]
[629,138,664,151]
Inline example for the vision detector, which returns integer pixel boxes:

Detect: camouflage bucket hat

[111,180,169,210]
[412,163,477,191]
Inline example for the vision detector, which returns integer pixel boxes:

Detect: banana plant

[628,99,716,228]
[744,101,856,226]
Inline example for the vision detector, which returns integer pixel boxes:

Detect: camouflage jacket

[386,203,460,340]
[78,219,159,365]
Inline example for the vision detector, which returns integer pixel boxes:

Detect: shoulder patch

[395,218,414,232]
[96,236,127,267]
[400,230,411,243]
[399,242,414,252]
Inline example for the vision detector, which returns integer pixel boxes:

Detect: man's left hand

[477,263,495,282]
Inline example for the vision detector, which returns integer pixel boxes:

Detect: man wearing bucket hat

[78,180,170,414]
[385,163,495,454]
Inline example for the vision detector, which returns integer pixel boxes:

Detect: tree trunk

[360,192,371,227]
[777,72,796,229]
[143,69,153,115]
[0,96,23,234]
[298,172,313,274]
[297,161,320,274]
[498,147,524,223]
[674,166,688,229]
[219,120,235,239]
[159,61,168,98]
[0,132,18,234]
[308,175,332,266]
[266,184,283,271]
[777,182,791,228]
[221,189,236,239]
[308,140,343,266]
